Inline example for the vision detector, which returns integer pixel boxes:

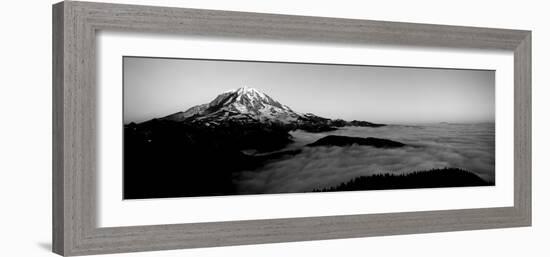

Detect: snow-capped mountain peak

[163,86,301,124]
[235,86,260,95]
[225,86,272,106]
[158,86,383,130]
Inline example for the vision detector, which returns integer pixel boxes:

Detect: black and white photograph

[1,0,540,256]
[123,57,495,199]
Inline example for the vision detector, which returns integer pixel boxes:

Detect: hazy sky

[124,57,494,124]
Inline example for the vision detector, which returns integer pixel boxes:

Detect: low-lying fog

[235,123,495,194]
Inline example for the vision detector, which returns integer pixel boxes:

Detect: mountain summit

[209,86,296,117]
[163,87,304,125]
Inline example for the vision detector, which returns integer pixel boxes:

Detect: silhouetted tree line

[313,168,492,192]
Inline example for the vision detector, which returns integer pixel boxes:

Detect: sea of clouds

[235,123,495,194]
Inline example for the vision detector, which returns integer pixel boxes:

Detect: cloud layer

[235,123,495,194]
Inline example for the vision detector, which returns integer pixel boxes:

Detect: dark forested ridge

[314,168,492,192]
[307,135,406,148]
[124,119,289,199]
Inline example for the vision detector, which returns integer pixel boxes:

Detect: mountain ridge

[157,87,384,132]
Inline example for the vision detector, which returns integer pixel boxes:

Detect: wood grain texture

[52,1,532,256]
[52,2,65,254]
[514,32,532,224]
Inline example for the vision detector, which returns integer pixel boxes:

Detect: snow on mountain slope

[154,86,384,132]
[164,86,308,125]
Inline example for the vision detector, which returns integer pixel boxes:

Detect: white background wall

[0,0,547,256]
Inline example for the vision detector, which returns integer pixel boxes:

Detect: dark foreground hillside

[314,168,492,192]
[123,119,288,199]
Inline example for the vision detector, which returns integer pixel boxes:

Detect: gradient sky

[124,57,495,124]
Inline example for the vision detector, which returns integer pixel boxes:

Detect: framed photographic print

[52,1,531,256]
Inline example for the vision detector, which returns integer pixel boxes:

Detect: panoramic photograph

[123,56,495,200]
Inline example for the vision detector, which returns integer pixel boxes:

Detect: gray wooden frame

[52,1,531,256]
